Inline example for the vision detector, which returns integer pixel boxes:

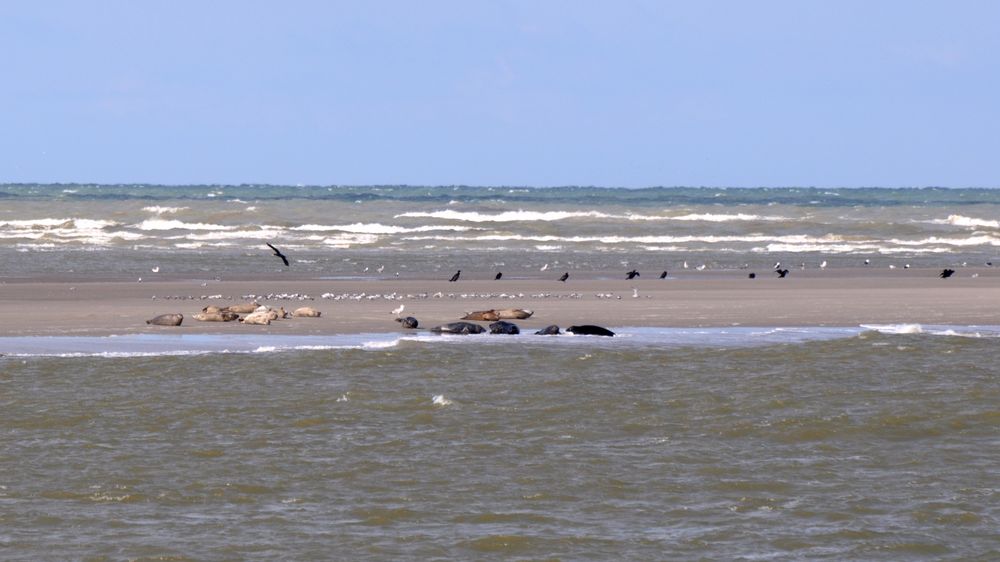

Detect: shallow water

[2,328,998,560]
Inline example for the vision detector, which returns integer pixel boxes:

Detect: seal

[240,311,271,325]
[534,325,561,335]
[430,321,485,334]
[292,306,321,317]
[395,316,419,329]
[224,302,260,314]
[201,305,224,314]
[193,312,240,322]
[567,325,615,337]
[146,313,183,326]
[461,310,500,321]
[495,308,533,320]
[489,320,520,334]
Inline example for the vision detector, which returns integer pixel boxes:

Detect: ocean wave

[141,206,189,215]
[168,229,288,241]
[396,210,615,222]
[401,233,847,245]
[929,214,1000,229]
[0,218,119,229]
[861,324,1000,338]
[135,219,237,231]
[396,209,792,223]
[292,223,475,234]
[669,212,790,222]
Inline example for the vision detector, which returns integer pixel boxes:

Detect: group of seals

[145,302,322,327]
[460,308,533,321]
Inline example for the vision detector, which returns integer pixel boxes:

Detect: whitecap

[134,219,237,231]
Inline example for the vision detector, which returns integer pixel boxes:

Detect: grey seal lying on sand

[146,313,183,326]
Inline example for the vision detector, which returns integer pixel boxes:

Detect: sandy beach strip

[1,269,998,337]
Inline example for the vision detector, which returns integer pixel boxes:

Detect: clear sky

[1,1,998,187]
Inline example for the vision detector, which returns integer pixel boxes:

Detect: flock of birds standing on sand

[143,242,992,332]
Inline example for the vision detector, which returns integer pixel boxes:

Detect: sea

[1,184,999,560]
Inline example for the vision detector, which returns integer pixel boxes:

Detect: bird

[659,271,668,279]
[773,261,781,269]
[626,269,640,280]
[151,266,160,273]
[540,263,549,272]
[683,261,689,269]
[266,242,289,266]
[391,304,405,316]
[863,259,870,266]
[904,264,910,269]
[558,272,569,282]
[696,264,706,271]
[820,260,827,269]
[776,268,789,278]
[449,270,461,282]
[939,268,955,279]
[632,287,639,298]
[495,272,503,280]
[748,273,756,279]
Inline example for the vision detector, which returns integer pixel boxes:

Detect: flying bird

[659,271,667,279]
[495,272,503,280]
[939,268,955,279]
[540,263,549,272]
[626,269,640,280]
[449,270,461,282]
[265,243,289,266]
[558,272,569,282]
[776,268,789,278]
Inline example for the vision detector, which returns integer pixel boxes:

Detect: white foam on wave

[0,218,119,229]
[861,323,924,335]
[396,209,791,223]
[141,206,189,215]
[170,228,287,241]
[402,233,845,245]
[292,223,475,234]
[396,209,614,222]
[669,212,790,222]
[135,219,237,231]
[929,215,1000,229]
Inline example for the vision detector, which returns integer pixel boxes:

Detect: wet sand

[1,269,998,337]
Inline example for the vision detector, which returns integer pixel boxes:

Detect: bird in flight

[776,268,789,278]
[626,269,640,280]
[266,243,289,266]
[558,272,569,282]
[449,270,461,282]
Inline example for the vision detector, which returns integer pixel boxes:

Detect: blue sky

[1,1,998,187]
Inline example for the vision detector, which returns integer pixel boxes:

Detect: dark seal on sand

[534,325,561,335]
[146,313,184,326]
[488,320,520,334]
[567,325,615,337]
[396,316,419,329]
[430,321,486,334]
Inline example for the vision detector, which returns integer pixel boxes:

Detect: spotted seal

[146,313,183,326]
